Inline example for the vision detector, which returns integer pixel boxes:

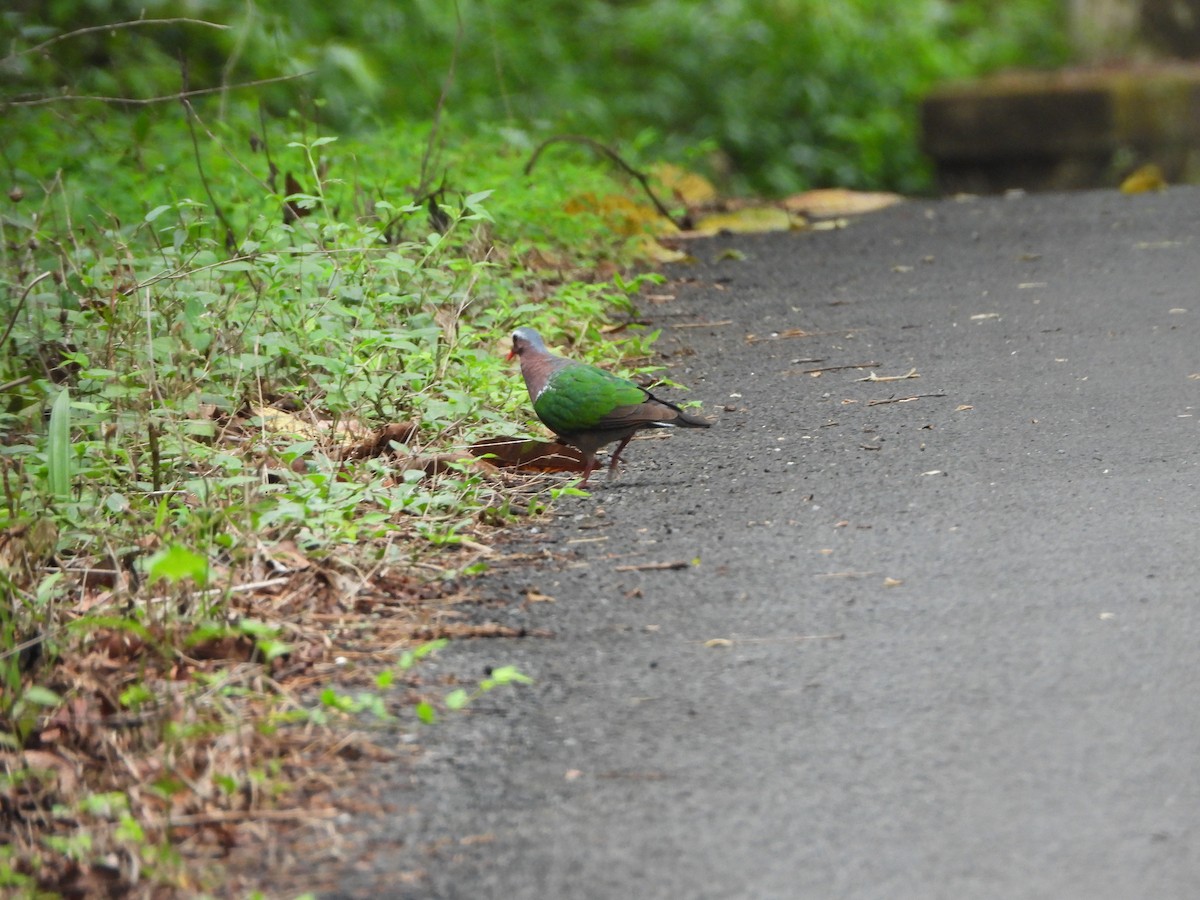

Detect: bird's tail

[670,408,711,428]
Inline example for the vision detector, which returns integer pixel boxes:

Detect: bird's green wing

[534,364,647,434]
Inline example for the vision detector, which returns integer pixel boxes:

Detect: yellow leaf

[783,188,904,217]
[649,162,718,206]
[693,207,798,235]
[252,406,324,440]
[564,192,676,235]
[628,233,692,263]
[1120,164,1166,194]
[251,406,368,446]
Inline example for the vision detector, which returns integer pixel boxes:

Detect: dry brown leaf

[14,750,80,794]
[283,171,311,223]
[469,436,587,474]
[262,540,312,573]
[188,634,256,663]
[340,421,420,461]
[0,517,58,587]
[396,451,486,479]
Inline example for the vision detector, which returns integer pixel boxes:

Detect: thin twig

[416,1,463,199]
[614,560,691,572]
[867,392,947,406]
[6,72,313,108]
[854,368,919,382]
[180,93,238,252]
[0,271,52,353]
[7,17,228,60]
[142,577,292,606]
[168,807,340,827]
[792,361,880,374]
[745,329,833,344]
[0,376,33,392]
[524,134,688,230]
[690,632,845,644]
[671,320,733,328]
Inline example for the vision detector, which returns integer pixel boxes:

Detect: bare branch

[416,0,464,200]
[0,271,53,355]
[7,17,229,61]
[181,93,239,253]
[524,135,689,230]
[6,71,314,108]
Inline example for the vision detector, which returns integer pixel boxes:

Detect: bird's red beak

[506,348,515,361]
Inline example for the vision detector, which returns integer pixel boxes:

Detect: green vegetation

[4,0,1070,194]
[0,100,658,894]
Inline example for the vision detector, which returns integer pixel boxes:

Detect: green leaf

[443,688,469,710]
[150,775,188,798]
[397,639,446,671]
[146,544,209,587]
[35,571,63,605]
[20,685,61,707]
[144,204,173,222]
[79,791,129,817]
[485,665,533,687]
[415,700,437,724]
[46,389,71,502]
[238,619,278,639]
[118,683,153,710]
[115,814,144,843]
[411,639,447,660]
[255,640,293,662]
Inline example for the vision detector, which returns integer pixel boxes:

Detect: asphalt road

[325,188,1200,899]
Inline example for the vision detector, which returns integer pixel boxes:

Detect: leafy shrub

[3,0,1070,193]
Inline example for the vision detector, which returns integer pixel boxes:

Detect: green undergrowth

[0,101,664,895]
[3,0,1071,195]
[1,105,663,568]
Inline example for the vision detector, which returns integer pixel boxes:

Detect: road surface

[324,187,1200,899]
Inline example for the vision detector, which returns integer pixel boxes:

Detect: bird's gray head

[509,326,546,360]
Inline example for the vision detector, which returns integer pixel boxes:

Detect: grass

[0,101,675,896]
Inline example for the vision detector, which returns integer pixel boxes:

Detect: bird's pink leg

[607,435,635,479]
[579,454,598,486]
